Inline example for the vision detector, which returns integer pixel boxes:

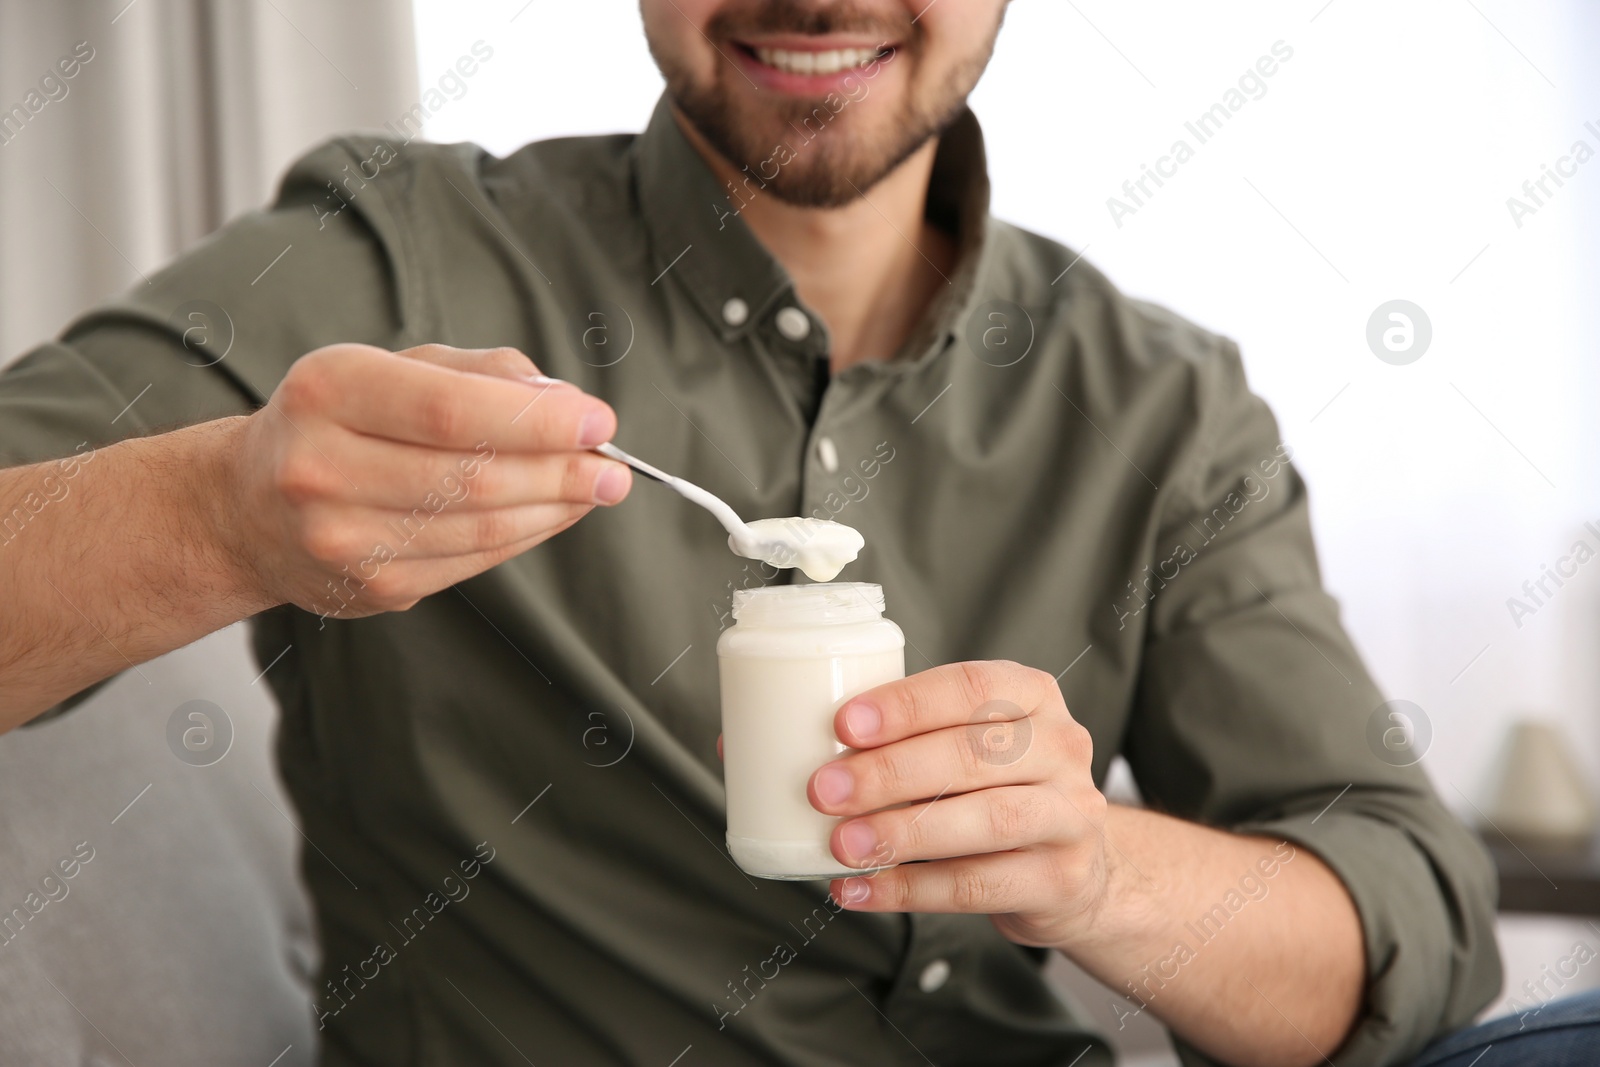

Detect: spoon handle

[592,442,670,485]
[591,442,750,540]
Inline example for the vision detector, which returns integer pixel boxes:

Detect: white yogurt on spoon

[730,516,864,582]
[592,443,865,581]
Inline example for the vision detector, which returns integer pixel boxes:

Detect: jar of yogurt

[718,582,905,880]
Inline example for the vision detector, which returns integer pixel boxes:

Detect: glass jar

[717,582,905,880]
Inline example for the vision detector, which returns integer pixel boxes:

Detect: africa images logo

[1365,700,1431,767]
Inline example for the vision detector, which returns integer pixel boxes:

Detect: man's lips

[729,37,897,93]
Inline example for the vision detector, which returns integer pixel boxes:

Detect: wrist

[179,416,279,619]
[1052,804,1166,958]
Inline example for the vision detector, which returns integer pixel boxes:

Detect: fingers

[810,713,1075,817]
[296,501,595,563]
[280,344,614,452]
[834,660,1060,749]
[377,501,595,559]
[394,344,549,383]
[411,512,587,580]
[306,519,583,619]
[830,785,1071,868]
[831,851,1062,916]
[274,423,631,511]
[248,343,622,622]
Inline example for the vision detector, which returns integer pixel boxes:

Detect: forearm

[1061,805,1364,1067]
[0,417,270,727]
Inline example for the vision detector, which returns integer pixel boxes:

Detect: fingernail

[844,701,881,742]
[577,411,611,447]
[840,821,877,861]
[528,374,569,387]
[594,464,629,505]
[839,877,871,906]
[814,765,853,807]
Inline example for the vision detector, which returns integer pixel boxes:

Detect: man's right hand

[220,342,631,622]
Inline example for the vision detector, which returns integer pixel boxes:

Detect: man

[0,1,1545,1064]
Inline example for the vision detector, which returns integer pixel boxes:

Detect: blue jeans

[1403,988,1600,1066]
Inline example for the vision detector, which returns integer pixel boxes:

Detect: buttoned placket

[779,293,973,1036]
[632,90,1013,1045]
[784,303,847,533]
[770,300,873,538]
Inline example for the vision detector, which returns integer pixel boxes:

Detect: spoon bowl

[591,442,863,581]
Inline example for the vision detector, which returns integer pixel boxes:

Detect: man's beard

[650,0,997,208]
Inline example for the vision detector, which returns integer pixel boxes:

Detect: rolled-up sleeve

[0,334,253,720]
[1123,345,1502,1067]
[1,135,408,720]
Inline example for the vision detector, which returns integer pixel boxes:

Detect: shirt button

[775,306,811,341]
[816,436,839,473]
[917,959,951,993]
[722,298,749,327]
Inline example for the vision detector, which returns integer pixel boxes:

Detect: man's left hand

[808,660,1111,949]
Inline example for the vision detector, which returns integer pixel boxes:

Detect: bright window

[413,0,1600,810]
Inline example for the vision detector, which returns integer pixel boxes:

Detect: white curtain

[0,3,418,1064]
[0,0,419,360]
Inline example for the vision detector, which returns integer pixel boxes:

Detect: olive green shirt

[0,96,1499,1066]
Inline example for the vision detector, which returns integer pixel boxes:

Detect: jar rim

[730,582,885,626]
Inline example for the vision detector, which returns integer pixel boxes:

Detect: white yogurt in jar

[718,582,905,880]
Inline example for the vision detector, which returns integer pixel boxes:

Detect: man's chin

[746,169,873,210]
[683,107,934,209]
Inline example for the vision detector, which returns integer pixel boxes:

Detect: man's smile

[729,35,895,92]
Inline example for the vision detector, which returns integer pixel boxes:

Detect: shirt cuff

[1175,805,1501,1067]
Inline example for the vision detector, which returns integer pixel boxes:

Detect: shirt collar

[632,93,993,365]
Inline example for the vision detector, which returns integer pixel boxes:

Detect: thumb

[395,343,569,386]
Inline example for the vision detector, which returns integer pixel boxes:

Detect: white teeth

[752,46,878,76]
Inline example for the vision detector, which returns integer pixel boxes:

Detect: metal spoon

[592,442,754,545]
[593,442,865,580]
